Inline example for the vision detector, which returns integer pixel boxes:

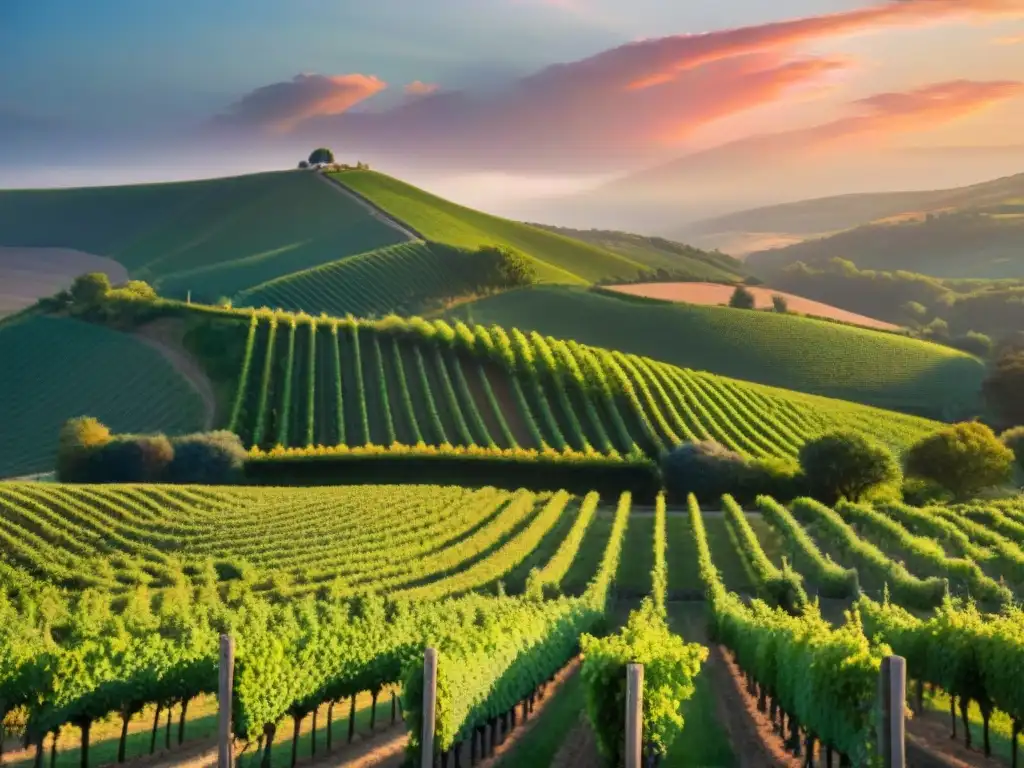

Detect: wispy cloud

[404,81,440,96]
[210,74,386,134]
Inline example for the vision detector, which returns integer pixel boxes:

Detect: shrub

[728,285,756,310]
[166,431,246,483]
[87,434,174,483]
[56,416,112,482]
[478,245,536,288]
[68,272,111,307]
[901,477,950,506]
[905,422,1015,500]
[1003,427,1024,472]
[771,294,789,313]
[663,442,804,504]
[798,431,899,504]
[298,160,310,169]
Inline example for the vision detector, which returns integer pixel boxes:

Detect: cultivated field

[608,282,901,331]
[4,482,1023,767]
[0,315,206,477]
[0,246,128,316]
[333,170,652,285]
[219,309,938,461]
[448,285,983,419]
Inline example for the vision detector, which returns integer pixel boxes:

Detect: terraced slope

[222,309,938,459]
[0,171,407,302]
[0,482,604,602]
[235,241,512,318]
[0,315,205,477]
[447,285,984,420]
[332,170,650,284]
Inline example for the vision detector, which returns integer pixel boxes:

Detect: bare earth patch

[0,246,128,316]
[607,282,900,332]
[133,318,217,429]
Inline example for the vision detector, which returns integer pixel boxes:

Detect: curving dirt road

[133,318,217,430]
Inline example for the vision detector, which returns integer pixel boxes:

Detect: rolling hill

[683,171,1024,241]
[525,224,748,282]
[0,170,409,303]
[0,314,207,477]
[332,170,653,285]
[746,207,1024,278]
[445,286,984,420]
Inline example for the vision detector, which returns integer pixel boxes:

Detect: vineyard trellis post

[218,634,235,768]
[422,647,438,768]
[877,655,906,768]
[626,663,643,768]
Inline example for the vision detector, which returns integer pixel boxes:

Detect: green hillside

[684,171,1024,238]
[333,170,652,284]
[0,315,206,477]
[193,307,937,462]
[236,241,517,318]
[747,208,1024,278]
[0,171,407,302]
[446,286,984,419]
[528,224,747,282]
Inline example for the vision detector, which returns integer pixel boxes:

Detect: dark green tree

[905,422,1015,500]
[308,148,334,164]
[798,431,899,503]
[729,285,756,310]
[69,272,111,307]
[1001,427,1024,472]
[771,294,789,313]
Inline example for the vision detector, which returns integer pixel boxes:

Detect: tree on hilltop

[729,285,756,310]
[69,272,111,307]
[308,148,335,164]
[771,294,788,313]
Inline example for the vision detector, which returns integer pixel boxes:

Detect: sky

[2,0,1023,227]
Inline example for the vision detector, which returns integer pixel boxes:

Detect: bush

[662,442,804,504]
[905,422,1015,500]
[166,431,246,483]
[729,285,756,310]
[901,477,950,506]
[771,294,789,313]
[1003,427,1024,472]
[69,272,111,307]
[478,245,536,288]
[798,431,899,504]
[56,417,112,482]
[298,160,310,169]
[90,434,174,483]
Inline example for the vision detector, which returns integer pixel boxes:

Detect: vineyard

[446,284,986,419]
[332,170,651,285]
[0,315,206,477]
[5,483,1024,766]
[221,309,939,465]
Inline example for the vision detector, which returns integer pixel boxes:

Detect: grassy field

[333,170,652,284]
[0,171,407,302]
[0,315,206,477]
[447,285,984,419]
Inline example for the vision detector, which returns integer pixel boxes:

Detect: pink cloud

[212,73,386,134]
[404,81,440,96]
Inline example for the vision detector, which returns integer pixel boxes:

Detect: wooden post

[877,656,906,768]
[626,664,643,768]
[422,648,438,768]
[218,635,235,768]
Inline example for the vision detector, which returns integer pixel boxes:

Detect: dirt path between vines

[133,318,216,429]
[315,172,422,242]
